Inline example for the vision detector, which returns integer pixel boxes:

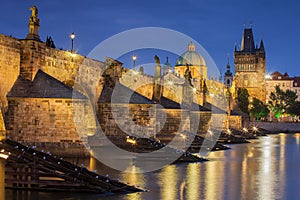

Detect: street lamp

[132,55,137,70]
[70,32,75,53]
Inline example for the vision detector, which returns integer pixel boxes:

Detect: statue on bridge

[184,65,193,87]
[154,55,160,65]
[30,6,38,18]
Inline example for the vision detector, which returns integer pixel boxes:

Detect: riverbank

[249,122,300,134]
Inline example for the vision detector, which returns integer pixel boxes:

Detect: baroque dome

[176,42,206,66]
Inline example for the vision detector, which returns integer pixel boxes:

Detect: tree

[249,98,270,121]
[268,85,298,119]
[237,88,249,114]
[288,101,300,116]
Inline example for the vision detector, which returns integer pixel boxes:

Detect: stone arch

[0,110,5,140]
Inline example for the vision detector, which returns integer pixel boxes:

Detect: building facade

[266,72,300,102]
[234,26,266,103]
[265,71,294,103]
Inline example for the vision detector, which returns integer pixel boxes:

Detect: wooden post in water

[0,160,5,200]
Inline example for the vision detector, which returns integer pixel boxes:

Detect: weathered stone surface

[0,35,20,110]
[5,98,90,144]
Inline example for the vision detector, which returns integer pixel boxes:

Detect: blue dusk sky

[0,0,300,76]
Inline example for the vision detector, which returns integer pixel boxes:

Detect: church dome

[176,42,206,66]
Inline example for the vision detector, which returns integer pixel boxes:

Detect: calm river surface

[2,133,300,200]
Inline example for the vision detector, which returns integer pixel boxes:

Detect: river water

[2,133,300,200]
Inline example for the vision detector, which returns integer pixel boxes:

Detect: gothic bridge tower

[234,25,266,103]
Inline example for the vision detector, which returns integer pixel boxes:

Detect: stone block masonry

[5,98,89,143]
[0,35,20,110]
[5,98,91,156]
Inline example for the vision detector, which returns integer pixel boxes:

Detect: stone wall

[210,114,227,130]
[0,35,20,110]
[156,109,187,135]
[229,115,242,129]
[20,40,45,81]
[42,47,106,104]
[97,103,211,137]
[43,48,102,86]
[5,98,90,144]
[97,103,155,138]
[190,111,212,135]
[249,121,300,133]
[120,69,153,99]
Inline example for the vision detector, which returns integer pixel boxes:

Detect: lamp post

[70,32,75,53]
[132,55,137,70]
[225,87,231,130]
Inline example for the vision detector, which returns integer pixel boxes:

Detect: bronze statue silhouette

[184,65,193,87]
[154,55,160,65]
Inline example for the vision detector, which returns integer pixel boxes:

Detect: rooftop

[7,70,86,99]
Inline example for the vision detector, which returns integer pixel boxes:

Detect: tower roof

[176,42,206,66]
[225,62,232,76]
[240,28,255,52]
[259,40,265,52]
[98,83,152,104]
[7,70,86,99]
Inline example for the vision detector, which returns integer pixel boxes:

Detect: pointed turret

[240,27,255,52]
[259,40,265,52]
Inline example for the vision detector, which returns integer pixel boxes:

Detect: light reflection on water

[2,134,300,200]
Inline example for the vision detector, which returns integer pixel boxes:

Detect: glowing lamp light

[126,137,136,145]
[70,32,75,39]
[0,150,9,159]
[192,88,197,93]
[70,32,75,53]
[253,126,258,132]
[242,127,248,132]
[227,129,231,135]
[180,133,186,139]
[132,55,137,70]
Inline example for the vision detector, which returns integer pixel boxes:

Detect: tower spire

[26,6,41,41]
[259,40,265,52]
[240,24,255,52]
[227,53,230,65]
